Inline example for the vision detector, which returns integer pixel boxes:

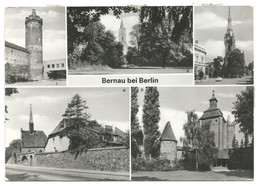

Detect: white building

[194,41,208,79]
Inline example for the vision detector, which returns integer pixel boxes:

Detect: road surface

[5,164,129,181]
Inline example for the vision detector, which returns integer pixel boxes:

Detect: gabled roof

[115,127,125,137]
[21,130,47,148]
[49,119,67,137]
[160,121,177,142]
[5,41,30,54]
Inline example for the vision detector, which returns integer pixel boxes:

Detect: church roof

[49,119,67,137]
[21,130,47,148]
[120,19,125,29]
[199,108,224,120]
[160,121,177,142]
[5,41,30,54]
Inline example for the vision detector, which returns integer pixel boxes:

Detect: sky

[5,87,130,147]
[195,6,253,64]
[100,12,139,46]
[136,86,250,146]
[5,7,66,61]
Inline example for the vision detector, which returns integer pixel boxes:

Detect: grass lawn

[195,76,253,85]
[132,170,253,181]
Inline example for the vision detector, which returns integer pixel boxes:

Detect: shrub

[132,156,183,172]
[228,147,253,170]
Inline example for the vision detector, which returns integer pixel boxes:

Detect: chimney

[29,104,34,134]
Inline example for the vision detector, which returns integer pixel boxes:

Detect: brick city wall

[33,147,129,172]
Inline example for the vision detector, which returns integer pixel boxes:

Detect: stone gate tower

[119,19,128,54]
[223,7,235,67]
[25,9,43,80]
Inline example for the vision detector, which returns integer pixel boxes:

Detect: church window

[47,65,50,68]
[39,150,42,153]
[52,64,55,68]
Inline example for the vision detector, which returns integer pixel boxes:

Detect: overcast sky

[100,12,139,46]
[5,7,66,61]
[195,6,253,64]
[137,86,250,146]
[5,87,129,147]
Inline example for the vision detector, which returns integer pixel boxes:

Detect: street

[5,164,130,181]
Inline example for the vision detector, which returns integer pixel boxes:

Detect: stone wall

[33,147,129,172]
[160,141,177,161]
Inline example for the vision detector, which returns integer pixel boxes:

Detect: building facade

[43,59,66,79]
[194,41,208,79]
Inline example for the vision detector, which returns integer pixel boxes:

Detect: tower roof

[25,9,43,25]
[160,121,177,142]
[29,104,33,124]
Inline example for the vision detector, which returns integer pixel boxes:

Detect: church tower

[25,9,43,80]
[224,7,236,67]
[209,90,218,108]
[29,104,34,134]
[119,19,128,54]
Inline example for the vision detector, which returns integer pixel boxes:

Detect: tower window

[47,65,50,68]
[52,64,55,68]
[61,63,64,67]
[56,64,59,68]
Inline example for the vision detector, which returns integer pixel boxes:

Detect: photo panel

[67,6,193,76]
[131,86,253,181]
[194,6,254,85]
[5,7,67,86]
[5,87,130,181]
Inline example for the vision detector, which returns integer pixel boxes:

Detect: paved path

[132,170,253,181]
[5,164,129,181]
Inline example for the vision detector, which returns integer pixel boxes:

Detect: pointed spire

[227,6,233,32]
[209,90,218,108]
[29,104,33,124]
[120,19,125,29]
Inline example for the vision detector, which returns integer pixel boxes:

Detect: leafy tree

[131,87,140,132]
[142,87,161,158]
[129,24,141,52]
[213,56,223,77]
[5,88,19,121]
[225,48,245,78]
[5,139,21,163]
[182,111,217,171]
[232,87,254,136]
[126,46,138,65]
[67,7,138,56]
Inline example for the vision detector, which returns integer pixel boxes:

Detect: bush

[228,147,253,170]
[132,156,183,172]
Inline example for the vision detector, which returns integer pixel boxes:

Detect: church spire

[29,104,34,134]
[227,6,233,33]
[120,19,125,29]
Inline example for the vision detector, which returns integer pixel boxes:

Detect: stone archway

[21,155,28,164]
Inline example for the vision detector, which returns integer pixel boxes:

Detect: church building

[20,104,48,153]
[199,91,235,166]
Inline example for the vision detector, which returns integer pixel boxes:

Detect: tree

[129,24,141,52]
[213,56,223,77]
[131,87,140,132]
[244,133,249,148]
[61,94,104,156]
[142,87,161,158]
[67,7,138,57]
[5,88,19,121]
[182,111,217,171]
[63,94,91,130]
[5,139,21,163]
[232,87,254,136]
[225,49,245,78]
